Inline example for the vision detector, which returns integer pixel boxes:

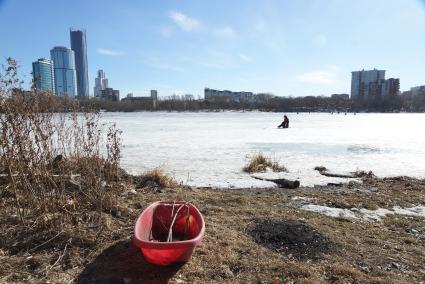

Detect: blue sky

[0,0,424,97]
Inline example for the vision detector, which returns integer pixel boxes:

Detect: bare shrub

[243,153,287,173]
[0,58,122,242]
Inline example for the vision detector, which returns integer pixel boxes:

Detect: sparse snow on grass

[358,208,394,221]
[393,206,425,218]
[301,204,357,219]
[302,204,425,221]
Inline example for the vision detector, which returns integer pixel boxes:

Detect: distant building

[121,90,158,108]
[100,88,120,101]
[350,69,399,100]
[50,46,77,97]
[410,85,425,96]
[150,90,158,100]
[331,93,349,100]
[351,69,385,100]
[70,28,89,97]
[32,58,55,95]
[94,70,109,97]
[204,88,254,102]
[381,78,400,98]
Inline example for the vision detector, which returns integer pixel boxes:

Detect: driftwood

[251,176,300,189]
[314,167,356,178]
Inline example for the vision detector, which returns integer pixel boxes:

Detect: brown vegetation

[1,175,424,283]
[243,153,287,173]
[134,168,178,189]
[0,58,124,280]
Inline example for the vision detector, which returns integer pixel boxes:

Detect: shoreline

[2,174,425,283]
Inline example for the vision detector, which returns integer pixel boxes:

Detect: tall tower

[50,46,77,97]
[32,58,55,95]
[94,69,109,97]
[70,28,89,97]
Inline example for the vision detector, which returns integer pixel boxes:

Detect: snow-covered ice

[100,112,425,188]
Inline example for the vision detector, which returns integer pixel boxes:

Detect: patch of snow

[301,204,357,219]
[393,206,425,218]
[359,208,394,221]
[291,196,312,201]
[301,204,425,221]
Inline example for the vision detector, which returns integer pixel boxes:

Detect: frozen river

[100,112,425,188]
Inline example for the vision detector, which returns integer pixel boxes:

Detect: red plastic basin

[133,201,205,266]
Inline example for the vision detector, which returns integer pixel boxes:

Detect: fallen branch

[314,166,357,178]
[251,176,300,189]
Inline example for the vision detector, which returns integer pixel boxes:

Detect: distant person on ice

[278,115,289,128]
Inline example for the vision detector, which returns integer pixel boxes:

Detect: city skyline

[0,0,425,97]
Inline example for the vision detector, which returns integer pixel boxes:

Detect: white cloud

[238,53,253,62]
[296,71,337,85]
[169,11,200,31]
[96,48,125,56]
[312,34,327,48]
[213,27,237,38]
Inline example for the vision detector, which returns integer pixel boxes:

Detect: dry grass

[243,153,287,173]
[1,175,425,283]
[0,58,124,280]
[135,168,178,189]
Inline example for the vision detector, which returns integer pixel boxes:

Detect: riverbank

[1,175,424,283]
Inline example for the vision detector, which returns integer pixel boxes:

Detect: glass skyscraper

[32,58,55,95]
[50,46,78,97]
[70,29,89,97]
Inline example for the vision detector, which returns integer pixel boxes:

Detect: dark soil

[248,218,338,260]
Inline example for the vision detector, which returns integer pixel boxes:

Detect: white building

[93,70,109,97]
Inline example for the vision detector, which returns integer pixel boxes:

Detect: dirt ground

[1,176,425,283]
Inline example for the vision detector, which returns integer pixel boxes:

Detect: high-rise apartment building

[50,46,77,97]
[94,69,109,97]
[351,69,385,100]
[32,58,55,95]
[381,78,400,98]
[70,28,89,97]
[351,69,400,101]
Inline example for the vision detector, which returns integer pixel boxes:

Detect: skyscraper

[94,69,109,97]
[50,46,78,97]
[351,69,400,101]
[32,58,55,95]
[70,28,89,97]
[351,69,385,100]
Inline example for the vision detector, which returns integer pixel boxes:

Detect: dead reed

[136,168,178,189]
[243,153,287,173]
[0,58,123,254]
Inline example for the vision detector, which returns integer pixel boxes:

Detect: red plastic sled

[133,201,205,266]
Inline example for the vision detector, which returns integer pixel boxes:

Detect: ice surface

[100,112,425,188]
